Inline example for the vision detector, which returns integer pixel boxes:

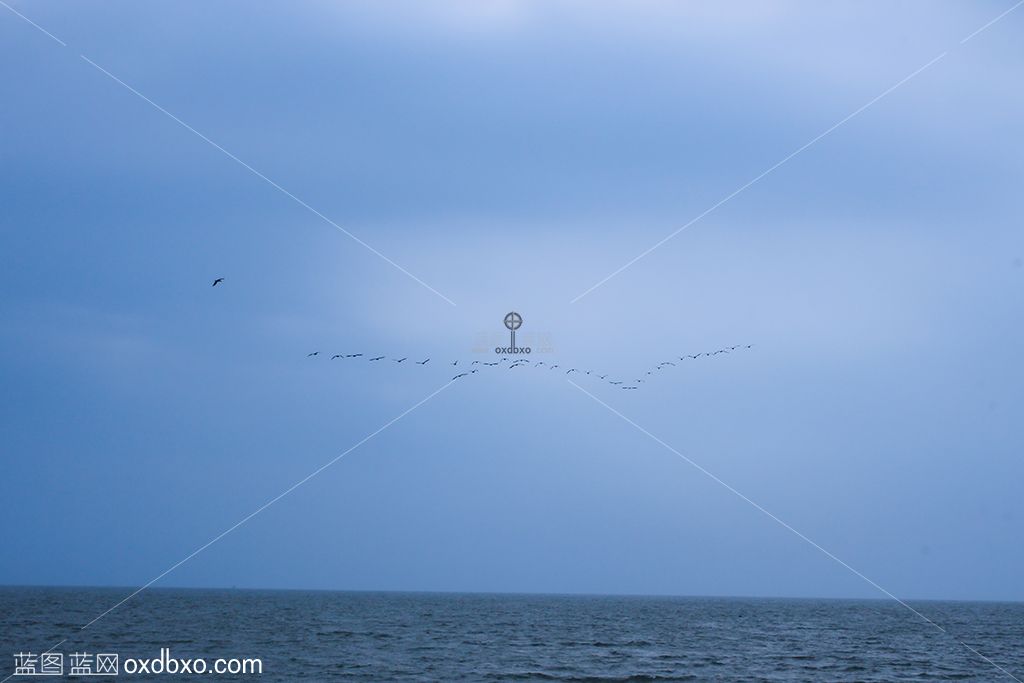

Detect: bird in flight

[416,358,430,365]
[345,353,363,358]
[307,351,319,357]
[331,354,342,360]
[609,381,623,385]
[622,386,638,390]
[451,360,458,366]
[452,372,469,380]
[598,374,608,380]
[472,360,481,365]
[393,357,407,363]
[566,368,578,374]
[369,356,385,361]
[212,277,225,287]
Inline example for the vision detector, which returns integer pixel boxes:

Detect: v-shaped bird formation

[303,344,753,390]
[210,277,751,390]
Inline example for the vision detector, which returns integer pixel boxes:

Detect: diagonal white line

[74,378,455,632]
[0,376,455,683]
[570,0,1024,305]
[77,56,456,307]
[0,0,66,46]
[568,379,1022,682]
[961,0,1024,43]
[1,0,456,306]
[568,50,948,304]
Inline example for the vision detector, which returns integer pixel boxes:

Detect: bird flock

[303,344,753,390]
[211,277,751,390]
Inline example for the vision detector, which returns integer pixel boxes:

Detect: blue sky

[1,1,1022,602]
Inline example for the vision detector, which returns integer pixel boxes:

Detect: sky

[1,1,1022,604]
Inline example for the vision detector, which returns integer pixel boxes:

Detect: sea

[2,588,1022,681]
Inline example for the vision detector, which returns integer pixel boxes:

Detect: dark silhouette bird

[536,362,545,366]
[549,365,559,370]
[610,381,623,385]
[598,374,608,380]
[472,360,481,365]
[471,369,479,374]
[345,353,363,358]
[566,368,578,374]
[393,357,407,363]
[416,359,430,365]
[451,360,458,366]
[659,361,676,367]
[307,351,319,357]
[452,372,469,380]
[331,354,342,360]
[369,356,385,361]
[484,362,499,366]
[622,386,638,390]
[212,278,225,287]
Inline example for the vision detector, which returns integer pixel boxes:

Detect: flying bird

[307,351,319,357]
[393,357,407,363]
[472,360,481,365]
[451,360,458,366]
[452,372,469,380]
[610,381,623,385]
[331,354,342,360]
[211,277,225,287]
[416,359,430,365]
[369,356,385,361]
[566,368,578,374]
[345,353,363,358]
